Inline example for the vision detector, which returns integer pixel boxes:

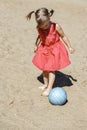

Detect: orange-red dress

[32,22,71,71]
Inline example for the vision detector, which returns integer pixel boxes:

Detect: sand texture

[0,0,87,130]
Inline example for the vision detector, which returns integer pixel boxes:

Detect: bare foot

[38,84,48,90]
[41,88,51,96]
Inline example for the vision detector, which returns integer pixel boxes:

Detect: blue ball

[48,87,67,105]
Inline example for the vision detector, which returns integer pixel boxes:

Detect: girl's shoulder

[51,21,61,31]
[36,26,41,33]
[50,21,58,30]
[36,25,39,30]
[50,21,59,28]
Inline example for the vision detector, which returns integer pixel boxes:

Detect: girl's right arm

[34,35,41,52]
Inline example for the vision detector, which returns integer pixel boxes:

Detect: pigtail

[26,11,35,20]
[49,9,54,17]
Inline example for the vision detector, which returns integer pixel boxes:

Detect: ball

[48,87,67,105]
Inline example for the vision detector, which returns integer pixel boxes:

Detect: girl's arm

[35,35,40,46]
[56,24,75,54]
[34,35,41,52]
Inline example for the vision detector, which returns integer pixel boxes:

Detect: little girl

[26,8,75,96]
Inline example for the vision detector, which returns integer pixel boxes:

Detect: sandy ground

[0,0,87,130]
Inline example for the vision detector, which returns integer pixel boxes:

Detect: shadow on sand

[37,71,77,88]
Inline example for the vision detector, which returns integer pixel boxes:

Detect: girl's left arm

[56,24,75,54]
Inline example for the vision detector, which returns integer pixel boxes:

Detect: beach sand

[0,0,87,129]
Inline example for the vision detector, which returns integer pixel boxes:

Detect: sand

[0,0,87,130]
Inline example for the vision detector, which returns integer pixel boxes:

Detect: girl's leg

[38,71,49,90]
[42,71,55,96]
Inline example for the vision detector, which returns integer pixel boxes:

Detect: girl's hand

[69,47,75,54]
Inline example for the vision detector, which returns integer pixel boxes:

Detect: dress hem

[32,61,71,72]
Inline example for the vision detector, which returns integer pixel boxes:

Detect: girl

[26,8,75,96]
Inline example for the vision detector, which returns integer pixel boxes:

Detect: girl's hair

[26,8,54,25]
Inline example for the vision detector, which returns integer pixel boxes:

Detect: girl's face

[37,16,50,30]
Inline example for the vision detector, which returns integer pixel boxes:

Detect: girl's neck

[38,21,51,30]
[43,21,51,30]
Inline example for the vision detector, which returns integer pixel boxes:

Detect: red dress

[32,22,71,71]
